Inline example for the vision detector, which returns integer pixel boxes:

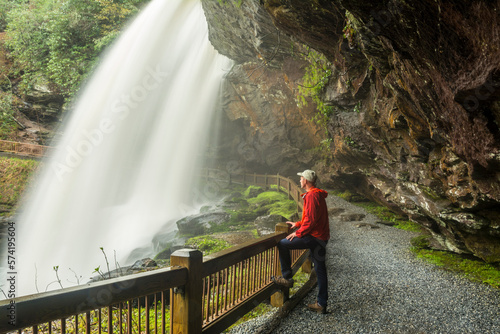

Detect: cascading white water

[10,0,232,297]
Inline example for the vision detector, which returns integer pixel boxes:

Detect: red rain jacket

[295,187,330,241]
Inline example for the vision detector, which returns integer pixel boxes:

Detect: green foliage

[225,267,311,332]
[0,157,39,212]
[290,267,309,295]
[0,0,26,31]
[353,101,362,113]
[344,136,356,147]
[307,138,333,162]
[38,303,170,333]
[342,14,357,48]
[0,91,17,138]
[3,0,148,97]
[412,248,500,290]
[185,236,231,256]
[296,48,334,132]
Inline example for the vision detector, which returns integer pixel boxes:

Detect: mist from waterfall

[8,0,232,297]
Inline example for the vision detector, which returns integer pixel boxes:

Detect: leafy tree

[0,0,27,31]
[4,0,149,97]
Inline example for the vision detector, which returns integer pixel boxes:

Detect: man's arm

[295,192,320,238]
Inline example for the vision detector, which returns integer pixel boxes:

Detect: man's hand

[286,221,296,228]
[286,231,297,241]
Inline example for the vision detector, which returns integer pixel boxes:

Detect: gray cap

[297,169,317,183]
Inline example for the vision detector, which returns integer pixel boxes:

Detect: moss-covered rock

[185,236,231,256]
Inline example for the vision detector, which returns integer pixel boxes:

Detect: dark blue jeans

[277,235,328,307]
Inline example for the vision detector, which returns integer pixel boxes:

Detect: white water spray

[9,0,232,297]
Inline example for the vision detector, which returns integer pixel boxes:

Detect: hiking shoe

[307,302,327,314]
[271,276,294,288]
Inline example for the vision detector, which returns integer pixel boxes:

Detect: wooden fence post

[270,223,290,307]
[170,249,203,334]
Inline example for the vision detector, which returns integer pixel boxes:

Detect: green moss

[412,248,500,290]
[349,199,423,232]
[185,236,231,256]
[154,242,174,260]
[393,220,423,232]
[243,185,263,198]
[410,235,431,249]
[296,47,334,136]
[329,189,366,202]
[247,191,297,219]
[421,186,442,201]
[0,157,39,213]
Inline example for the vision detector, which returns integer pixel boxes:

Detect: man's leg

[276,236,311,279]
[310,240,328,308]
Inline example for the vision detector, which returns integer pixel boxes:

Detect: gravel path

[229,193,500,334]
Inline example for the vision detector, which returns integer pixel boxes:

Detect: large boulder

[201,0,500,262]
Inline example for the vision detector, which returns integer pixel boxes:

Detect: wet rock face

[22,84,65,123]
[201,0,500,262]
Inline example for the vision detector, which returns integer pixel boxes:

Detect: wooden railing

[203,169,304,212]
[0,226,307,334]
[0,140,52,158]
[0,172,308,334]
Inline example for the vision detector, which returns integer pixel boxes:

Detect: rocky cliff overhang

[201,0,500,263]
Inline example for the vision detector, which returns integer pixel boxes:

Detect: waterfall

[9,0,232,297]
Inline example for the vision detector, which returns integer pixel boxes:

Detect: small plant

[343,13,357,48]
[353,101,362,113]
[344,136,355,147]
[93,265,107,280]
[100,247,111,278]
[45,265,64,291]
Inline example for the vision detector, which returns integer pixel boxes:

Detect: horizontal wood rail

[0,266,187,333]
[203,169,304,212]
[0,140,52,158]
[0,171,308,333]
[0,228,307,334]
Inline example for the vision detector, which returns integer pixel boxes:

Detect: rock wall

[201,0,500,263]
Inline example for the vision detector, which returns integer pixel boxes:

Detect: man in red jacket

[272,169,330,314]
